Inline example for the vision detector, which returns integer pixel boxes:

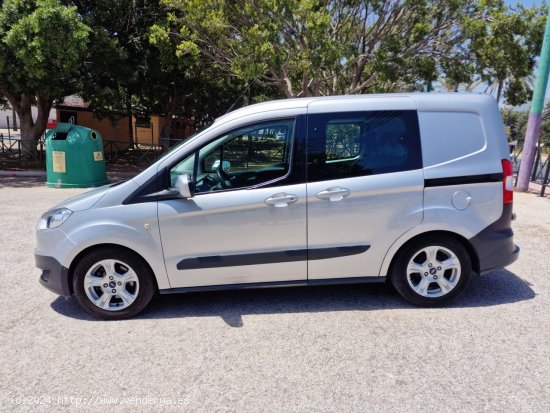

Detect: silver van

[35,94,519,319]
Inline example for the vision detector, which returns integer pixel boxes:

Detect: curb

[0,170,138,179]
[0,170,46,177]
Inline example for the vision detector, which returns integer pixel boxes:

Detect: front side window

[308,110,422,182]
[170,119,294,193]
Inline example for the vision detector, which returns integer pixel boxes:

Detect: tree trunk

[496,79,504,104]
[12,108,17,131]
[35,93,52,137]
[127,100,134,145]
[159,115,172,151]
[19,109,36,158]
[4,92,51,158]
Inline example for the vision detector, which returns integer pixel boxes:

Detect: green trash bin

[45,123,108,188]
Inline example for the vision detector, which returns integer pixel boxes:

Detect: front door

[306,101,424,280]
[158,117,308,288]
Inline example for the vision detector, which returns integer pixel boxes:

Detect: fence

[0,134,183,168]
[511,143,550,197]
[102,140,170,166]
[0,134,46,164]
[1,133,550,196]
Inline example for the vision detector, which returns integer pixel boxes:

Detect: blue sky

[504,0,545,6]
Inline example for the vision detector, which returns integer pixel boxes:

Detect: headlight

[37,208,72,230]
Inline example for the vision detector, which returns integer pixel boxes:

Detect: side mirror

[174,174,194,198]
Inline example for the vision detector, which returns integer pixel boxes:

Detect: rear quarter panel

[379,94,507,276]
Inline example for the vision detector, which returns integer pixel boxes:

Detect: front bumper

[35,254,71,296]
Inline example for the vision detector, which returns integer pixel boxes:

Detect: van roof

[214,92,496,125]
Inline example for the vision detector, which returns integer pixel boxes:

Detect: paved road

[0,176,549,412]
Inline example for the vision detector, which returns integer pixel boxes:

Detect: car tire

[390,235,472,307]
[72,247,156,319]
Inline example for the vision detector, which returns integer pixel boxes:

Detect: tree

[462,1,546,105]
[70,0,268,146]
[164,0,544,105]
[541,103,550,147]
[68,0,162,143]
[148,11,282,141]
[0,0,90,154]
[501,104,550,147]
[501,108,528,142]
[166,0,468,97]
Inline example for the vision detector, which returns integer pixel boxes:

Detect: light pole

[517,10,550,192]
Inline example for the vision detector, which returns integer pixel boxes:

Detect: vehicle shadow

[50,269,535,327]
[0,176,45,188]
[0,174,132,188]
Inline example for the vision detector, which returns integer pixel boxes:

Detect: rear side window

[418,112,486,167]
[307,110,422,182]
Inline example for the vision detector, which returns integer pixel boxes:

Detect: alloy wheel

[83,259,140,311]
[406,245,461,298]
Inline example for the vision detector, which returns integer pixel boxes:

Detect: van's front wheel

[72,247,156,319]
[390,236,472,306]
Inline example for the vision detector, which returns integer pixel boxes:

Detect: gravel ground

[0,176,549,412]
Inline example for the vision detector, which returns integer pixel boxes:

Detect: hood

[54,183,116,212]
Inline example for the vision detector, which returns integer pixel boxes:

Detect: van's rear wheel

[390,236,472,306]
[73,247,156,319]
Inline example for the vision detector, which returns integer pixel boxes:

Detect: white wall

[0,106,56,128]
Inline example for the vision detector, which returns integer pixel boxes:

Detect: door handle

[265,193,298,207]
[316,187,351,202]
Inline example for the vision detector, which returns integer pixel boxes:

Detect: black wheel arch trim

[387,230,480,276]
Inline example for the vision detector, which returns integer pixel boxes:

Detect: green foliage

[164,0,544,104]
[0,0,90,147]
[70,0,277,131]
[164,0,358,97]
[1,0,545,149]
[501,104,550,146]
[502,108,528,142]
[541,103,550,147]
[69,0,160,118]
[462,0,546,105]
[0,0,89,100]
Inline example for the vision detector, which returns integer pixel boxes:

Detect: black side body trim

[469,204,519,274]
[159,276,386,294]
[36,254,71,296]
[162,280,307,293]
[177,245,370,270]
[425,173,502,187]
[308,245,370,260]
[307,276,385,286]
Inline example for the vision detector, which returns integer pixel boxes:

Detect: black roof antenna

[225,79,255,115]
